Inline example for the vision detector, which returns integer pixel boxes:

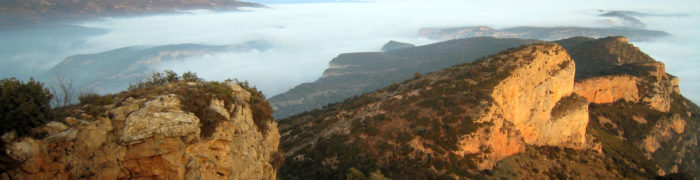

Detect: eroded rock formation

[1,82,280,180]
[456,43,591,169]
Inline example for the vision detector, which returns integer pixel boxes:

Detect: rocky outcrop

[279,43,598,179]
[562,36,699,177]
[574,75,640,104]
[560,36,679,112]
[457,43,590,169]
[1,82,280,180]
[574,62,679,112]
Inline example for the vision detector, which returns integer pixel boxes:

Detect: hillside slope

[279,43,605,179]
[278,37,700,179]
[561,37,699,177]
[269,37,539,119]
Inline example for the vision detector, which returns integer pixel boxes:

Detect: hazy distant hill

[278,37,700,179]
[269,37,539,119]
[0,0,262,27]
[420,26,669,42]
[46,42,269,96]
[380,40,415,52]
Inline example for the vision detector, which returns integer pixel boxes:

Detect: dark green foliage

[0,78,53,136]
[164,70,179,82]
[182,71,202,82]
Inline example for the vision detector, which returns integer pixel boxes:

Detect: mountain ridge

[269,37,540,119]
[420,26,669,42]
[0,0,263,28]
[277,36,700,179]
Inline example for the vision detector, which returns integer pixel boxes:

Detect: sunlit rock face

[457,43,590,169]
[280,43,596,178]
[1,82,280,180]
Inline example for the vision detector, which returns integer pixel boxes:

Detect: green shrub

[182,71,202,82]
[0,78,53,136]
[128,70,199,90]
[77,92,113,118]
[78,92,113,106]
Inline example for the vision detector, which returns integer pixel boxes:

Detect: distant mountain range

[46,41,270,98]
[0,0,262,28]
[419,26,669,42]
[269,37,539,119]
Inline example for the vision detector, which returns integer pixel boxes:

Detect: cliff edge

[1,80,281,180]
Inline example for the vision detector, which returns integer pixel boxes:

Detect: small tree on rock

[0,78,53,136]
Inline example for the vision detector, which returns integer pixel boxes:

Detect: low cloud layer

[1,0,699,102]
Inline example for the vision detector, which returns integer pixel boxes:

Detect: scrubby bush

[128,70,199,90]
[182,71,202,82]
[0,78,53,136]
[78,92,113,106]
[77,92,114,118]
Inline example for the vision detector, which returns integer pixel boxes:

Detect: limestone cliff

[1,81,280,180]
[456,43,590,169]
[560,36,699,177]
[279,43,597,179]
[573,63,679,112]
[574,75,640,104]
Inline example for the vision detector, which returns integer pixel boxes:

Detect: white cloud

[2,0,699,102]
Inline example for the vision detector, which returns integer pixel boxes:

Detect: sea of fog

[0,0,699,102]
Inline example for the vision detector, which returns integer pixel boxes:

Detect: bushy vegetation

[78,92,114,106]
[0,78,53,137]
[121,70,274,137]
[76,92,114,118]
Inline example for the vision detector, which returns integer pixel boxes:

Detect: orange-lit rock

[1,82,279,180]
[574,75,639,104]
[457,43,591,169]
